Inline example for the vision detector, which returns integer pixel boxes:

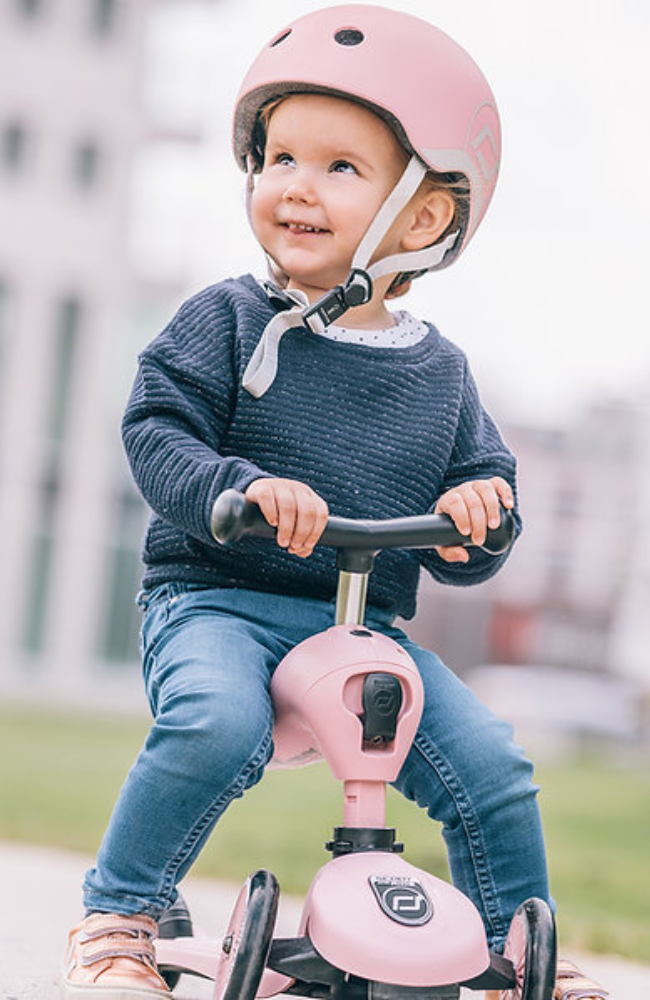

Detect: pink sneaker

[554,958,611,999]
[485,958,612,1000]
[61,912,171,998]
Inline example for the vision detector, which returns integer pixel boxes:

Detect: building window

[91,0,119,37]
[49,296,82,441]
[99,488,147,665]
[14,0,45,18]
[0,278,9,378]
[1,121,29,174]
[72,139,101,190]
[21,295,83,655]
[0,278,9,336]
[21,463,60,656]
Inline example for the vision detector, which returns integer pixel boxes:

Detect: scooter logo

[368,875,433,926]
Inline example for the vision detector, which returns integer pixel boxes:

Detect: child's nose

[282,170,317,204]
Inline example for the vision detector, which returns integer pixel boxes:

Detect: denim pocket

[139,588,174,671]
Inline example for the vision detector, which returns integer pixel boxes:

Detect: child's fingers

[435,489,470,534]
[245,478,281,527]
[288,490,329,557]
[272,483,301,550]
[434,544,469,564]
[245,478,328,557]
[490,476,515,512]
[245,478,293,545]
[471,479,506,534]
[436,484,487,544]
[435,477,514,549]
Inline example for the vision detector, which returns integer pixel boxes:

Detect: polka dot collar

[319,310,428,348]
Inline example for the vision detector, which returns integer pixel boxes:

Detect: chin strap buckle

[302,268,373,335]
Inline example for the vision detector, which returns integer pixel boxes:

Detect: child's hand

[434,477,514,563]
[245,478,329,558]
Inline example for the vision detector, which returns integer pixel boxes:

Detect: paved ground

[1,841,646,999]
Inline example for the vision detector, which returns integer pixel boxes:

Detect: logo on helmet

[468,103,501,184]
[369,875,434,926]
[472,125,499,182]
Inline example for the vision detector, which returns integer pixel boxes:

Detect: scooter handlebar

[210,489,515,556]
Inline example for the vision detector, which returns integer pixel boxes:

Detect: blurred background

[0,0,649,966]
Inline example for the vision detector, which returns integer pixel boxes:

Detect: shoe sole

[59,972,171,1000]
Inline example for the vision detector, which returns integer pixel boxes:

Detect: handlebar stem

[335,571,369,626]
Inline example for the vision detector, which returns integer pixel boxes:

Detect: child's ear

[401,189,455,252]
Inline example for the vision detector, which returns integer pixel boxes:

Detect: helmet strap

[352,155,428,272]
[354,154,459,281]
[242,287,310,398]
[367,230,459,282]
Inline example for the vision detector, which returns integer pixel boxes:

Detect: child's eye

[275,152,295,167]
[330,160,357,174]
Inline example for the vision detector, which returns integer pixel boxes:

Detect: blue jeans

[83,585,551,951]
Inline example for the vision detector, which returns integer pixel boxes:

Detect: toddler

[61,7,610,1000]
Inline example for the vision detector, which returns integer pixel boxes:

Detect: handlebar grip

[210,488,276,544]
[211,489,515,555]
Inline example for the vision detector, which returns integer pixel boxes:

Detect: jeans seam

[411,730,509,948]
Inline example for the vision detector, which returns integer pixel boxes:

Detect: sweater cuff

[203,458,273,542]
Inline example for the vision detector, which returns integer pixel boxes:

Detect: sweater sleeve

[121,298,269,546]
[420,358,522,587]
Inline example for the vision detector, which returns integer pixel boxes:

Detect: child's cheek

[249,192,268,241]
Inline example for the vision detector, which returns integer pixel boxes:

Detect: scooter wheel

[157,891,194,990]
[501,898,556,1000]
[214,869,279,1000]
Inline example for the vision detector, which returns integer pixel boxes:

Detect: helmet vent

[334,28,365,46]
[269,29,292,48]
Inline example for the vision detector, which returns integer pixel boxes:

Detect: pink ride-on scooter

[155,489,556,1000]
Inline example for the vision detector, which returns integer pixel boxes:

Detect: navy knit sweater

[122,274,520,619]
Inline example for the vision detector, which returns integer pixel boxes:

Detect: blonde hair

[250,97,286,169]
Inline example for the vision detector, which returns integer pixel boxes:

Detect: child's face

[250,93,409,303]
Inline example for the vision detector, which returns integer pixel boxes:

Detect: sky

[130,0,650,428]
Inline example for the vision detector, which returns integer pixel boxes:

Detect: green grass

[535,760,650,960]
[1,707,648,962]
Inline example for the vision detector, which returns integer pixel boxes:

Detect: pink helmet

[233,3,501,268]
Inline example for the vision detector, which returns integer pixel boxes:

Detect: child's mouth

[282,222,328,235]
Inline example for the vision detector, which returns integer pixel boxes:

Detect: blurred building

[499,402,650,682]
[0,0,193,702]
[410,399,650,684]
